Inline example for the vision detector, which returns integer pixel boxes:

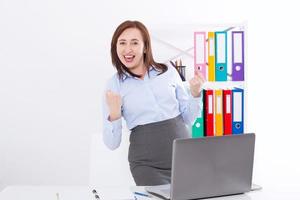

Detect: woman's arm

[172,67,204,126]
[102,76,123,150]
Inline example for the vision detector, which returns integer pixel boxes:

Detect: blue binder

[215,31,227,81]
[232,88,244,134]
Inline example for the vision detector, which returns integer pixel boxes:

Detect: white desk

[0,186,134,200]
[0,185,299,200]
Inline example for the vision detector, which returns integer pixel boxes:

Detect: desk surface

[0,185,299,200]
[0,186,133,200]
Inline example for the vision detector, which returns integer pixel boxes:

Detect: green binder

[192,117,204,138]
[191,89,204,138]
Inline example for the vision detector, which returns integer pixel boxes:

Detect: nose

[124,44,133,54]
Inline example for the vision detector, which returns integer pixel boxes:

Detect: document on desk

[130,186,155,199]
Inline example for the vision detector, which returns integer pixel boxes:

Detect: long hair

[111,20,167,79]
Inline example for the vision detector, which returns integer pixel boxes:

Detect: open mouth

[124,55,135,63]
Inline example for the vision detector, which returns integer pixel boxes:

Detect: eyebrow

[118,38,140,42]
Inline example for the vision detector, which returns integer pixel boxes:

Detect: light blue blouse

[102,65,202,150]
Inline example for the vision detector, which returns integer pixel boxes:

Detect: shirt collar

[121,65,159,81]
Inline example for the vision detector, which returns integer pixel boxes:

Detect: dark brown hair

[111,20,167,79]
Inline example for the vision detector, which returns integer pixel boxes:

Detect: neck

[130,64,147,79]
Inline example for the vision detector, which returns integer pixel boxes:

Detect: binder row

[194,31,245,82]
[192,88,244,138]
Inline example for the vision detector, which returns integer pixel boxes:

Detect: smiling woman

[116,29,145,74]
[110,21,168,79]
[102,20,205,186]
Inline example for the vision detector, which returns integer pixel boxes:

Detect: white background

[1,0,300,194]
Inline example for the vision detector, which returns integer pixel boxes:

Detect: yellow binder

[208,32,215,81]
[215,89,223,136]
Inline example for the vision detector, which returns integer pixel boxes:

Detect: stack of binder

[192,27,246,138]
[192,88,244,137]
[194,30,245,82]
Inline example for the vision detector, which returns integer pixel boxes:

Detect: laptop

[145,133,257,200]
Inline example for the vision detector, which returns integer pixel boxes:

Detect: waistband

[131,115,183,133]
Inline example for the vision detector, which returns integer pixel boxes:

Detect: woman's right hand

[106,90,122,121]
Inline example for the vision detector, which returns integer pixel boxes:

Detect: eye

[119,42,126,45]
[131,41,139,45]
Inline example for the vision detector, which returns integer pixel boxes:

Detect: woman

[103,20,205,186]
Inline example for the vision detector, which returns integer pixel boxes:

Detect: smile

[124,55,135,63]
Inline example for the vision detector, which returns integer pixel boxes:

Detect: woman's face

[116,28,145,72]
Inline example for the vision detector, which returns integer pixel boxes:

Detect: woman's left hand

[189,71,205,97]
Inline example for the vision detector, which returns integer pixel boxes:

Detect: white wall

[1,0,300,192]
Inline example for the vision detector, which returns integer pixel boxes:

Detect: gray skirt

[128,115,190,186]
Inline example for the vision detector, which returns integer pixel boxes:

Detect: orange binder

[215,89,223,136]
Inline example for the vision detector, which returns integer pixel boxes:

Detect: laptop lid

[171,133,255,200]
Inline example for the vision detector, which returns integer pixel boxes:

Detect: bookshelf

[150,23,247,137]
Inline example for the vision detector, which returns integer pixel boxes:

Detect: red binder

[223,89,232,135]
[204,89,214,136]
